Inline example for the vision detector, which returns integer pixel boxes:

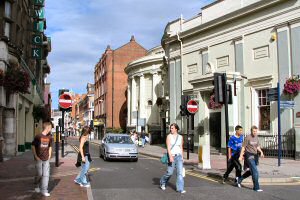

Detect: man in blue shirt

[222,125,243,185]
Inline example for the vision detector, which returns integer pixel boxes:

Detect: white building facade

[125,46,167,139]
[162,0,300,159]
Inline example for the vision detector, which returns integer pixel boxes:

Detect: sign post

[277,83,281,167]
[187,99,199,160]
[58,93,72,158]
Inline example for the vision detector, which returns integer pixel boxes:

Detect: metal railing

[246,131,295,159]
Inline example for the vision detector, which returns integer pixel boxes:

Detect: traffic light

[227,84,233,104]
[180,95,189,116]
[213,73,226,104]
[58,118,63,127]
[213,73,233,105]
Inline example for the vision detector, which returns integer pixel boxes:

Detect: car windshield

[106,136,133,144]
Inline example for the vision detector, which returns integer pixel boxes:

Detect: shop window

[257,89,270,130]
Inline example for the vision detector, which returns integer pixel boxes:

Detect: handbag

[160,135,179,164]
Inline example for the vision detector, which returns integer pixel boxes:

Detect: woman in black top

[74,126,91,187]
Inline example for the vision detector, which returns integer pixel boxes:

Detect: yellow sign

[94,119,104,126]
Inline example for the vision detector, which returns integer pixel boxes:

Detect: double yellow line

[185,170,219,183]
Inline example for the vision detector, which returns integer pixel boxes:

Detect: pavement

[0,140,88,200]
[91,139,300,184]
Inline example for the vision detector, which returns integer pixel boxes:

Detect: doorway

[209,112,221,149]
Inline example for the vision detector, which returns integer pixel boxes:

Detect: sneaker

[222,177,227,184]
[179,190,186,194]
[80,183,91,188]
[160,184,166,191]
[34,188,40,193]
[255,189,263,192]
[41,192,50,197]
[236,177,241,188]
[74,179,81,185]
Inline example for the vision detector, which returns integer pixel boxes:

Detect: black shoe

[222,177,227,184]
[236,177,241,188]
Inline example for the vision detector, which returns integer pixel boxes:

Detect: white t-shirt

[169,134,182,155]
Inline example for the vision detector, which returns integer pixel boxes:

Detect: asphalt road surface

[69,138,300,200]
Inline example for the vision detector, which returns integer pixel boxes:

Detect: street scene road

[67,138,300,200]
[1,0,300,199]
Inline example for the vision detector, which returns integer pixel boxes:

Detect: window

[5,1,12,18]
[257,89,270,130]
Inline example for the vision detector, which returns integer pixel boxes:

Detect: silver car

[99,133,138,161]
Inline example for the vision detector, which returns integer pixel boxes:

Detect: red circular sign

[187,99,198,114]
[59,93,72,109]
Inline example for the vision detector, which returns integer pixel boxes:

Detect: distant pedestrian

[160,123,185,194]
[237,125,264,192]
[141,130,146,148]
[32,121,53,197]
[74,126,92,187]
[222,125,243,184]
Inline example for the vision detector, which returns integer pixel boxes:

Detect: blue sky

[46,0,214,108]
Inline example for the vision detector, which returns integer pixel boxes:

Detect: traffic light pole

[187,114,190,160]
[55,126,59,167]
[223,74,230,169]
[61,110,65,158]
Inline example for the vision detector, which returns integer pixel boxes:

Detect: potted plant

[3,67,30,94]
[283,75,300,97]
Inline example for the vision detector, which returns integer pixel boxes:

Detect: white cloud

[46,0,214,108]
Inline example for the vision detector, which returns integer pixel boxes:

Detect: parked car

[99,133,138,161]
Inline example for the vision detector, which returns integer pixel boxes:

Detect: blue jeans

[142,138,145,147]
[160,154,184,192]
[240,156,260,191]
[75,156,90,184]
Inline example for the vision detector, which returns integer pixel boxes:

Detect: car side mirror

[101,139,105,144]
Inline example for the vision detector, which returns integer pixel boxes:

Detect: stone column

[3,108,16,156]
[131,76,137,125]
[127,78,131,127]
[152,72,160,123]
[139,74,145,119]
[17,100,25,152]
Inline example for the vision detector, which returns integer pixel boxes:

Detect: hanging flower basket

[283,75,300,96]
[0,69,4,86]
[32,105,48,122]
[208,93,223,110]
[3,67,30,94]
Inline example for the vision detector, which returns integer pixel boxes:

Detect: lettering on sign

[34,8,45,19]
[33,21,44,32]
[32,34,42,45]
[33,0,45,6]
[32,48,42,60]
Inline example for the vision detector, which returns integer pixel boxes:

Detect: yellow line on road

[90,142,100,146]
[185,170,219,183]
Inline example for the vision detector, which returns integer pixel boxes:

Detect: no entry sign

[59,93,72,109]
[187,99,198,114]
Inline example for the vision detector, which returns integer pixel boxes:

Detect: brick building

[94,36,147,138]
[0,0,51,158]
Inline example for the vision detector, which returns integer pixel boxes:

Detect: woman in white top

[160,123,185,194]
